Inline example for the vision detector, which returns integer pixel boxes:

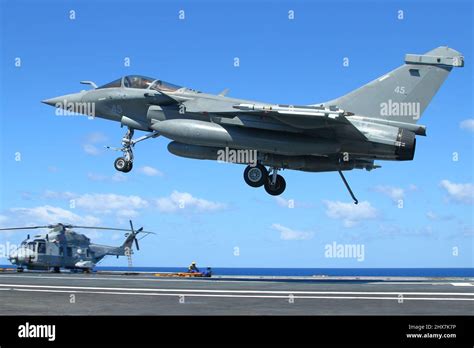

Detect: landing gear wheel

[243,164,268,187]
[122,161,133,173]
[53,267,60,273]
[16,267,24,273]
[114,157,132,172]
[264,174,286,196]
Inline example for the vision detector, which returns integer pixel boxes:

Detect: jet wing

[230,103,368,140]
[178,99,367,140]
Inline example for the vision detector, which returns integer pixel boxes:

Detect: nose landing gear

[106,127,159,173]
[114,157,133,173]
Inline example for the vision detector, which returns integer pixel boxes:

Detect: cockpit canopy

[98,75,182,92]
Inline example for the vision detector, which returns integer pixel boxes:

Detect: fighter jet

[42,46,464,203]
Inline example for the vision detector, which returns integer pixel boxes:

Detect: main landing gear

[243,164,286,196]
[243,164,359,204]
[106,127,159,173]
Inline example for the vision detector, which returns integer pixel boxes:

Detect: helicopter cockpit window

[27,242,35,251]
[97,78,122,89]
[37,242,46,254]
[123,75,155,89]
[150,80,182,92]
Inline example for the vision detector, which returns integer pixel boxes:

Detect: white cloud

[460,119,474,132]
[86,132,108,143]
[43,191,76,200]
[87,172,107,181]
[274,197,313,208]
[274,197,295,208]
[111,232,122,241]
[271,223,314,240]
[40,191,226,217]
[426,211,453,221]
[373,185,405,202]
[10,206,100,226]
[112,173,127,182]
[83,132,107,156]
[323,200,377,227]
[155,191,227,213]
[74,194,149,216]
[116,209,140,218]
[138,166,163,177]
[440,180,474,204]
[372,185,418,202]
[83,144,100,156]
[426,211,438,220]
[0,215,8,227]
[87,172,128,182]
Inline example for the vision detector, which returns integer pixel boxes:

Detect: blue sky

[0,0,472,268]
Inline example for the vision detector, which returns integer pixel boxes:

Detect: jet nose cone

[41,92,85,108]
[41,91,94,116]
[41,97,63,106]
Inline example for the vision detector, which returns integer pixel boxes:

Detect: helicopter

[0,220,154,273]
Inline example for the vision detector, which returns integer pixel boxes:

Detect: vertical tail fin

[321,46,464,124]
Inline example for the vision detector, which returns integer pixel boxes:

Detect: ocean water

[94,267,474,277]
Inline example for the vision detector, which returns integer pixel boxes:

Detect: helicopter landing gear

[16,267,24,273]
[53,267,60,273]
[106,127,159,173]
[244,164,286,196]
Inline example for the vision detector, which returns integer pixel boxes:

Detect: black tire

[243,164,268,187]
[122,161,133,173]
[114,157,127,172]
[264,174,286,196]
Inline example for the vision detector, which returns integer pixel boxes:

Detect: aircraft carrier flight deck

[0,271,472,315]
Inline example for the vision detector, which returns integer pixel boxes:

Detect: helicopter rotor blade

[0,226,53,231]
[70,226,156,234]
[134,238,140,251]
[0,224,157,234]
[66,226,135,232]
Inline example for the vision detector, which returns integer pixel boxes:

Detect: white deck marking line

[0,284,473,296]
[451,283,474,286]
[11,288,474,301]
[369,282,473,285]
[3,275,471,286]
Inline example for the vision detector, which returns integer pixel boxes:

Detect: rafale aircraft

[0,220,154,272]
[42,46,463,203]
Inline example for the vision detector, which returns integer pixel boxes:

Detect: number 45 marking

[394,86,406,94]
